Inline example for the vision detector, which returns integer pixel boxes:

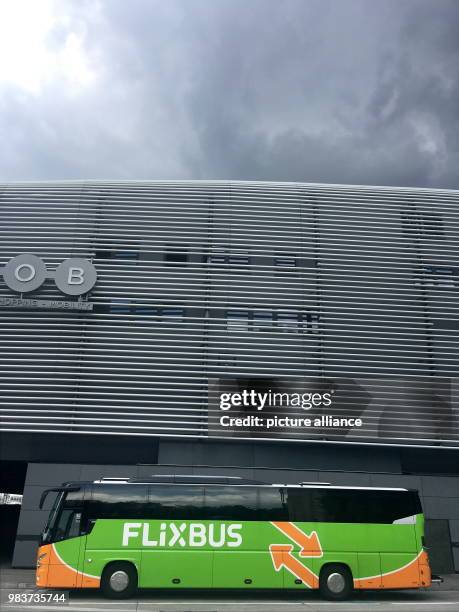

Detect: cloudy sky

[0,0,458,188]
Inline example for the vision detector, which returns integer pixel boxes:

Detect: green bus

[36,475,431,601]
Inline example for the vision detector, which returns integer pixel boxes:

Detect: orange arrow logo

[271,521,322,557]
[270,544,318,588]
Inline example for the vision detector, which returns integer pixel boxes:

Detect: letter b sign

[55,258,97,295]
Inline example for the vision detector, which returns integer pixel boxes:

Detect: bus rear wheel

[319,564,353,601]
[101,562,137,599]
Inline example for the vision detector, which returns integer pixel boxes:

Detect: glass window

[51,489,85,542]
[313,489,368,523]
[420,212,444,239]
[109,298,132,314]
[258,488,288,521]
[161,308,185,320]
[304,312,320,334]
[309,489,421,524]
[227,310,249,331]
[287,488,315,521]
[164,245,188,266]
[95,246,140,260]
[252,310,273,330]
[206,249,250,266]
[364,490,421,523]
[277,312,299,332]
[228,251,250,266]
[52,509,79,542]
[112,250,139,260]
[203,486,258,520]
[134,306,159,315]
[424,266,455,288]
[207,248,226,264]
[148,485,204,519]
[275,255,297,268]
[87,485,148,519]
[400,209,444,240]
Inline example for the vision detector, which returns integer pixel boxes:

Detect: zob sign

[1,254,97,296]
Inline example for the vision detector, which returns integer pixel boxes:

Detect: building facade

[0,180,458,571]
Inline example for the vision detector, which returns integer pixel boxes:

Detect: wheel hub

[327,572,345,593]
[109,570,129,592]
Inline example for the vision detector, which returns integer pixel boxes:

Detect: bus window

[258,487,288,521]
[148,485,204,519]
[287,488,315,521]
[203,485,258,520]
[88,485,148,519]
[310,489,422,524]
[313,489,368,523]
[365,490,421,523]
[53,509,82,541]
[48,489,85,542]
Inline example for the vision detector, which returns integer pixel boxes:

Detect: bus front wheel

[101,562,137,599]
[319,564,353,601]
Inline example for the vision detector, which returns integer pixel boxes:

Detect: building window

[276,311,300,332]
[109,298,132,314]
[205,249,250,267]
[419,212,444,239]
[422,266,456,288]
[252,310,273,331]
[400,208,444,241]
[304,312,320,334]
[135,306,157,315]
[161,308,185,321]
[106,302,185,320]
[227,310,249,331]
[274,254,297,268]
[207,248,226,264]
[164,245,188,266]
[228,250,250,265]
[95,241,140,260]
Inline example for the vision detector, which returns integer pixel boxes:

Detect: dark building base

[2,434,458,573]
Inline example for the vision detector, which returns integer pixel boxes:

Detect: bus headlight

[37,552,47,568]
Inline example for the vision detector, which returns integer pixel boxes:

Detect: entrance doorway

[0,461,27,566]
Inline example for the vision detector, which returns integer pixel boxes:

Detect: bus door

[46,503,87,588]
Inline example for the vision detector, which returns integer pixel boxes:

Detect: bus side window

[258,488,288,521]
[313,490,368,523]
[203,486,257,521]
[53,509,81,541]
[88,484,148,520]
[366,491,421,523]
[67,511,81,539]
[287,488,315,521]
[148,485,204,520]
[51,489,86,541]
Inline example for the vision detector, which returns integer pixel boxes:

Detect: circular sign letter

[3,254,47,293]
[55,258,97,296]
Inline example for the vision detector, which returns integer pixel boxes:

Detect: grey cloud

[0,0,458,188]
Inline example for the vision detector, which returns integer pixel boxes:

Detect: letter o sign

[55,258,98,296]
[3,254,47,293]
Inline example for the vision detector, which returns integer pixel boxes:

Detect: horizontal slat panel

[0,180,458,447]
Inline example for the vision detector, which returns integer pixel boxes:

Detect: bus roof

[57,477,410,492]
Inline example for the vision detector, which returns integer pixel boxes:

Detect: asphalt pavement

[1,567,459,612]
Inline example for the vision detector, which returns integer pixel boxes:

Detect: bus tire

[319,564,353,601]
[101,562,137,599]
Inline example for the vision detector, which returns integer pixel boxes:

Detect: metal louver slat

[0,180,458,448]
